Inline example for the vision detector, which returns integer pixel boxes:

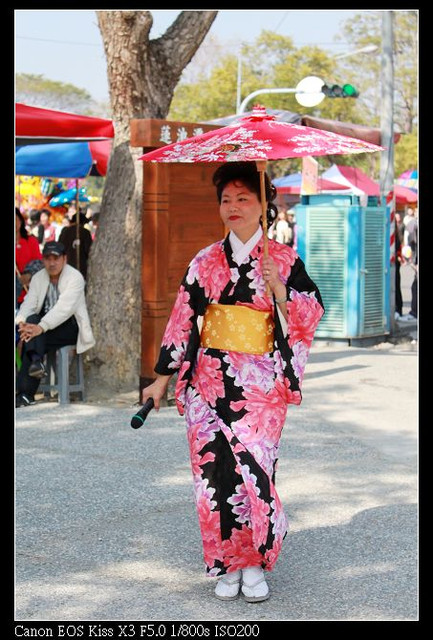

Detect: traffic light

[322,83,359,98]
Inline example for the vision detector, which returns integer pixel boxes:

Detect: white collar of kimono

[229,226,263,266]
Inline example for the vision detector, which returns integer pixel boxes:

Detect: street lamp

[238,76,326,114]
[333,44,378,60]
[237,44,379,114]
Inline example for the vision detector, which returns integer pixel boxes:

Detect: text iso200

[214,625,260,637]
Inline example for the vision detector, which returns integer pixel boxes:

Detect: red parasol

[139,105,383,261]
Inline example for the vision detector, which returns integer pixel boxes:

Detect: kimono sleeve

[154,262,206,377]
[286,256,324,349]
[275,256,324,404]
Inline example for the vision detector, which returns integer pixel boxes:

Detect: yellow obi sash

[200,304,274,355]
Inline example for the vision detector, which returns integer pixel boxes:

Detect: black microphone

[130,398,155,429]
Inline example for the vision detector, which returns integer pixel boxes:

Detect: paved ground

[14,262,419,626]
[15,335,418,624]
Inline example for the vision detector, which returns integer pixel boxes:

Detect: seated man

[15,241,95,407]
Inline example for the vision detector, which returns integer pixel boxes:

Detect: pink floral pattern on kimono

[155,234,324,577]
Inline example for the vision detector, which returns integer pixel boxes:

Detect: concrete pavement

[15,338,418,623]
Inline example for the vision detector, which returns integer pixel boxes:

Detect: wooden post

[130,118,224,397]
[140,161,170,387]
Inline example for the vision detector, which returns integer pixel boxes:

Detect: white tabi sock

[214,569,242,600]
[241,566,269,601]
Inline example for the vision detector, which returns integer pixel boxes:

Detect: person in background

[56,211,70,240]
[403,207,417,261]
[399,207,418,323]
[58,210,93,280]
[394,211,404,319]
[15,208,42,305]
[274,209,292,245]
[86,205,100,240]
[15,241,95,408]
[89,211,100,241]
[28,209,42,241]
[38,209,57,248]
[287,210,296,249]
[141,162,324,604]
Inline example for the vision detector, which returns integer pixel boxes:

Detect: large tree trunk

[86,10,217,393]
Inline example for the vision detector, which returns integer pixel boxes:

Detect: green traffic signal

[322,83,359,98]
[342,83,359,97]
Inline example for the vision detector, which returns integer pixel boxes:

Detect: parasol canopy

[139,105,383,164]
[139,105,383,271]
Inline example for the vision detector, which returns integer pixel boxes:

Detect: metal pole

[75,178,80,273]
[238,88,298,114]
[236,48,242,114]
[333,44,378,60]
[379,10,395,333]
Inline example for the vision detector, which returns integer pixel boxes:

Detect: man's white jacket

[16,264,95,354]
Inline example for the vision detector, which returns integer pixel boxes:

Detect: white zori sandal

[241,566,270,603]
[214,570,242,600]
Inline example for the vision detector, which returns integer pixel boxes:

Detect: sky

[15,9,377,103]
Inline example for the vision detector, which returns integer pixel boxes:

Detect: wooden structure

[130,118,225,390]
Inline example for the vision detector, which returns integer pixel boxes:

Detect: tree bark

[86,10,217,393]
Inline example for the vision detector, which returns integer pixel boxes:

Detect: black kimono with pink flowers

[154,234,324,577]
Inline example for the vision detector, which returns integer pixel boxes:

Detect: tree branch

[150,10,218,83]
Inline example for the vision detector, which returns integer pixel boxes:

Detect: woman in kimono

[142,162,324,603]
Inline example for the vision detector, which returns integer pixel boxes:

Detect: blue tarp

[16,142,96,178]
[272,172,302,187]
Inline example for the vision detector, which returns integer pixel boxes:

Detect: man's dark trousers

[17,313,79,398]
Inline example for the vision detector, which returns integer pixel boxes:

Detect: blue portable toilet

[295,194,391,342]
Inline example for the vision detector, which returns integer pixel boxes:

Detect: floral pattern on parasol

[139,106,383,164]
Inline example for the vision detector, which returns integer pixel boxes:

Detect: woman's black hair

[15,207,28,239]
[29,209,41,224]
[212,161,278,228]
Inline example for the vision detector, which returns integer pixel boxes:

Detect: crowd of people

[16,204,99,288]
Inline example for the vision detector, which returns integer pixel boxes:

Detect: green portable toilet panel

[295,195,390,339]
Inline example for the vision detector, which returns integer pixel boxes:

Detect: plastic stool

[39,345,85,404]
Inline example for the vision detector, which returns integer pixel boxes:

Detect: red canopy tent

[275,176,349,195]
[321,164,417,205]
[15,103,115,272]
[15,102,115,145]
[393,184,418,206]
[87,140,111,176]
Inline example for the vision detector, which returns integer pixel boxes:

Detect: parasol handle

[256,160,271,296]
